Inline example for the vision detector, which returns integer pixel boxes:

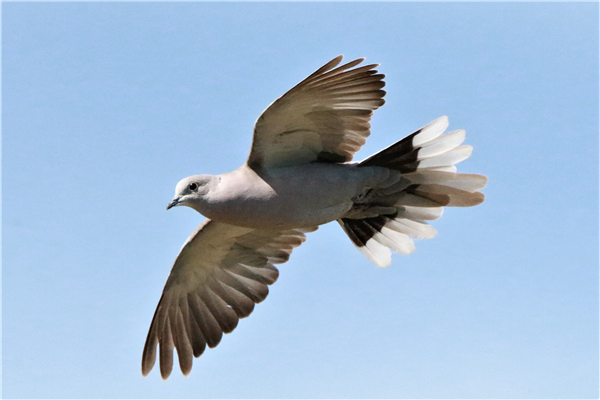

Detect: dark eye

[188,182,199,191]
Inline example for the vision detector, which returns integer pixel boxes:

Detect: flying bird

[142,56,487,379]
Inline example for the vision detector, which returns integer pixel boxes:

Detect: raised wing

[142,220,316,379]
[247,56,386,169]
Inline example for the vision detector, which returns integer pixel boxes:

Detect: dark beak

[167,197,180,210]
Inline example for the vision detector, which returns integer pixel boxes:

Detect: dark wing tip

[305,55,344,80]
[141,334,157,377]
[161,370,172,380]
[181,366,192,377]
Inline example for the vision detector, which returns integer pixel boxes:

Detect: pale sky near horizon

[3,2,598,399]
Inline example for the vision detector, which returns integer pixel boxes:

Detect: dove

[142,56,487,379]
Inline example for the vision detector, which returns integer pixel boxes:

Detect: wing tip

[141,339,157,377]
[161,372,171,381]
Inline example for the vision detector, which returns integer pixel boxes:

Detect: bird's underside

[142,55,487,379]
[189,163,393,230]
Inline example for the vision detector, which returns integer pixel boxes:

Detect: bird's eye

[188,182,199,191]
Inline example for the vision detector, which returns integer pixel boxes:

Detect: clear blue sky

[3,2,598,399]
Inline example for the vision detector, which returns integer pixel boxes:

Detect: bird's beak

[167,197,181,210]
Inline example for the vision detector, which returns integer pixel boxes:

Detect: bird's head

[167,175,218,211]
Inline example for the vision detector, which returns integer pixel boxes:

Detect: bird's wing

[142,219,317,379]
[247,56,386,169]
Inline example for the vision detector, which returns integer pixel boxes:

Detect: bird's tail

[337,116,487,267]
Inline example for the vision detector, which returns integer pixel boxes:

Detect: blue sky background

[2,2,598,399]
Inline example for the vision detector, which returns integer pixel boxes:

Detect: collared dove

[142,56,487,379]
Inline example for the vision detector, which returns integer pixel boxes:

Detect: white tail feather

[404,171,488,192]
[417,129,466,159]
[361,239,392,268]
[386,218,437,240]
[376,227,415,255]
[422,165,458,172]
[416,145,473,169]
[397,205,444,220]
[412,116,449,146]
